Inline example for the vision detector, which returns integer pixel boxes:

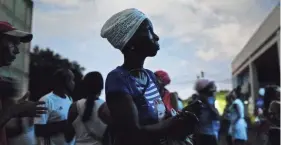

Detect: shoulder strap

[145,69,161,91]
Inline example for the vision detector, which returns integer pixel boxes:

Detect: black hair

[234,86,242,98]
[199,81,216,95]
[52,68,72,87]
[82,71,104,122]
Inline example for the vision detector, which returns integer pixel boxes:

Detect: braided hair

[81,71,104,122]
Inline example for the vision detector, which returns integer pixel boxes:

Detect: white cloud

[196,48,217,61]
[32,0,277,99]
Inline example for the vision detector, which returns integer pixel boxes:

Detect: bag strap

[141,70,151,96]
[127,69,150,96]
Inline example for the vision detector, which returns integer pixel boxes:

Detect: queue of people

[0,8,279,145]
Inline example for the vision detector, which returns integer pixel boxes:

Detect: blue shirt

[105,66,166,125]
[228,99,247,140]
[198,96,220,138]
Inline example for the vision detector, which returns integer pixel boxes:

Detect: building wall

[232,6,280,74]
[0,0,33,96]
[231,5,280,116]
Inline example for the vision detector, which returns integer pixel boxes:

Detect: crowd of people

[0,8,279,145]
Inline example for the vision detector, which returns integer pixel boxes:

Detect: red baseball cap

[154,70,171,85]
[0,21,33,43]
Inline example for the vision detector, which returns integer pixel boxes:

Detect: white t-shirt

[72,98,107,145]
[7,118,36,145]
[34,92,75,145]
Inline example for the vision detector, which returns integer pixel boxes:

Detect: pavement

[218,128,268,145]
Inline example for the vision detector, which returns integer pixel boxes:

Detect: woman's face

[130,19,160,57]
[0,35,20,66]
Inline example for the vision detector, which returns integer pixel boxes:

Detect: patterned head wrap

[155,70,171,86]
[101,8,149,50]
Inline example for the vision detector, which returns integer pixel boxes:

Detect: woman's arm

[98,102,112,125]
[170,93,179,111]
[106,91,175,138]
[5,118,23,138]
[64,103,78,143]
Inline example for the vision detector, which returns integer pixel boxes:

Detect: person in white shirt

[34,68,75,145]
[65,71,109,145]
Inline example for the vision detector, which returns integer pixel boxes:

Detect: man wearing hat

[0,21,46,144]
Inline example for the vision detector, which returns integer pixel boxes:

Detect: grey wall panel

[232,6,280,73]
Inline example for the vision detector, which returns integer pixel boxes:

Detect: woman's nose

[154,34,159,41]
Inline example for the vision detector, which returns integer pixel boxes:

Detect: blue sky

[31,0,279,100]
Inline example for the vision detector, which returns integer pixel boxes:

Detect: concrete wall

[231,5,280,115]
[232,6,280,75]
[0,0,33,96]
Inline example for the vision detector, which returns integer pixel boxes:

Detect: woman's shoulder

[106,66,127,80]
[234,98,243,104]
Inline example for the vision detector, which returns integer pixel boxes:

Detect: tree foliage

[29,46,85,101]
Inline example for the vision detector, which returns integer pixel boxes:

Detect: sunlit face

[129,19,160,57]
[0,35,20,66]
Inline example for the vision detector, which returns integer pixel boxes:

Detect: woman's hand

[169,111,200,140]
[9,92,47,117]
[182,100,204,117]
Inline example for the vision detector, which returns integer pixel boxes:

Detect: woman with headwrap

[101,8,202,145]
[193,79,220,145]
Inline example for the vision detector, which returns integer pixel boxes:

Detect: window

[15,0,26,21]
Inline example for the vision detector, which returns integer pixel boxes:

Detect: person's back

[64,71,108,145]
[72,98,107,145]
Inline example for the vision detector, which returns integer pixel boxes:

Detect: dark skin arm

[64,103,77,143]
[35,121,67,137]
[0,109,13,129]
[5,118,23,138]
[98,102,112,125]
[170,93,179,111]
[0,92,47,129]
[106,91,179,139]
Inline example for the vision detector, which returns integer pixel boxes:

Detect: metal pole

[201,71,204,78]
